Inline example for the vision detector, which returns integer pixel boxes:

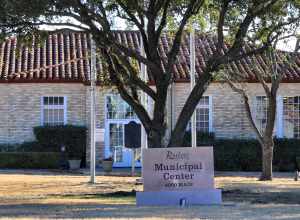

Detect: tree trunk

[168,71,214,147]
[147,128,164,148]
[260,142,274,181]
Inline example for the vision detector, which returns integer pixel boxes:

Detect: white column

[165,83,173,146]
[209,96,213,132]
[171,82,176,130]
[190,27,197,148]
[90,36,96,184]
[276,96,283,138]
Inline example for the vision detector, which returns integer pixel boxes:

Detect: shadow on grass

[0,169,86,176]
[215,171,295,179]
[1,201,300,219]
[55,190,137,200]
[0,190,300,219]
[223,189,300,204]
[0,168,142,177]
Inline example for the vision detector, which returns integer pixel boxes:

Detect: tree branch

[112,50,157,100]
[102,50,153,131]
[226,80,264,145]
[229,1,278,54]
[217,0,230,54]
[165,0,205,83]
[154,0,171,47]
[116,0,149,55]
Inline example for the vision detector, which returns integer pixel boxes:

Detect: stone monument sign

[136,147,222,206]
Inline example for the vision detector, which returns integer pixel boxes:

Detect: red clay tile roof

[0,31,299,84]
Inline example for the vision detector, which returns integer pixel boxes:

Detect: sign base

[136,189,222,206]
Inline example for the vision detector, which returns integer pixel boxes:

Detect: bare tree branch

[102,50,153,131]
[217,0,231,54]
[165,0,205,83]
[226,79,264,145]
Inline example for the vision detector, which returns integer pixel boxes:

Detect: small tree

[224,38,300,180]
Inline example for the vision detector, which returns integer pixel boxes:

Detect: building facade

[0,31,299,167]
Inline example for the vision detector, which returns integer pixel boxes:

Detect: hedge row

[0,152,61,169]
[0,141,52,152]
[0,125,87,169]
[1,128,299,171]
[0,125,87,154]
[184,132,300,171]
[213,139,261,171]
[34,125,87,167]
[34,125,87,158]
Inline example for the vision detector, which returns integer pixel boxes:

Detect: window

[106,94,138,163]
[42,96,66,126]
[283,96,300,138]
[109,123,124,162]
[106,94,137,120]
[196,96,211,132]
[186,96,212,132]
[255,96,268,134]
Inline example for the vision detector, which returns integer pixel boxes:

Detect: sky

[112,17,298,52]
[277,37,298,52]
[41,16,298,52]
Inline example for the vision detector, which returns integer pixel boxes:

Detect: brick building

[0,31,299,167]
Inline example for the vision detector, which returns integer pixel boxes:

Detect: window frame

[105,93,137,121]
[276,96,283,138]
[254,96,268,134]
[254,95,300,139]
[281,96,300,139]
[104,93,140,163]
[195,95,213,133]
[40,96,67,126]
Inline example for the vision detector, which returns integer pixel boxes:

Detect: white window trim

[195,95,213,133]
[254,96,268,134]
[254,95,283,137]
[105,93,138,121]
[209,95,213,132]
[64,96,68,124]
[40,96,67,126]
[280,95,300,139]
[104,93,140,159]
[254,95,299,139]
[252,96,258,123]
[276,95,283,138]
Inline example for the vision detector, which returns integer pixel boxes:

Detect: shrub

[213,139,261,171]
[184,132,300,171]
[215,138,300,172]
[183,131,215,147]
[18,141,45,152]
[0,152,61,169]
[273,138,300,171]
[0,125,86,168]
[0,144,19,152]
[0,142,44,152]
[33,125,87,160]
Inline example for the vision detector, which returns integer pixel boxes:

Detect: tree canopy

[1,0,299,148]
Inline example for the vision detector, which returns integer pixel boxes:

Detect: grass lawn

[0,170,299,219]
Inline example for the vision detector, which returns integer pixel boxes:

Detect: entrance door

[105,94,142,167]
